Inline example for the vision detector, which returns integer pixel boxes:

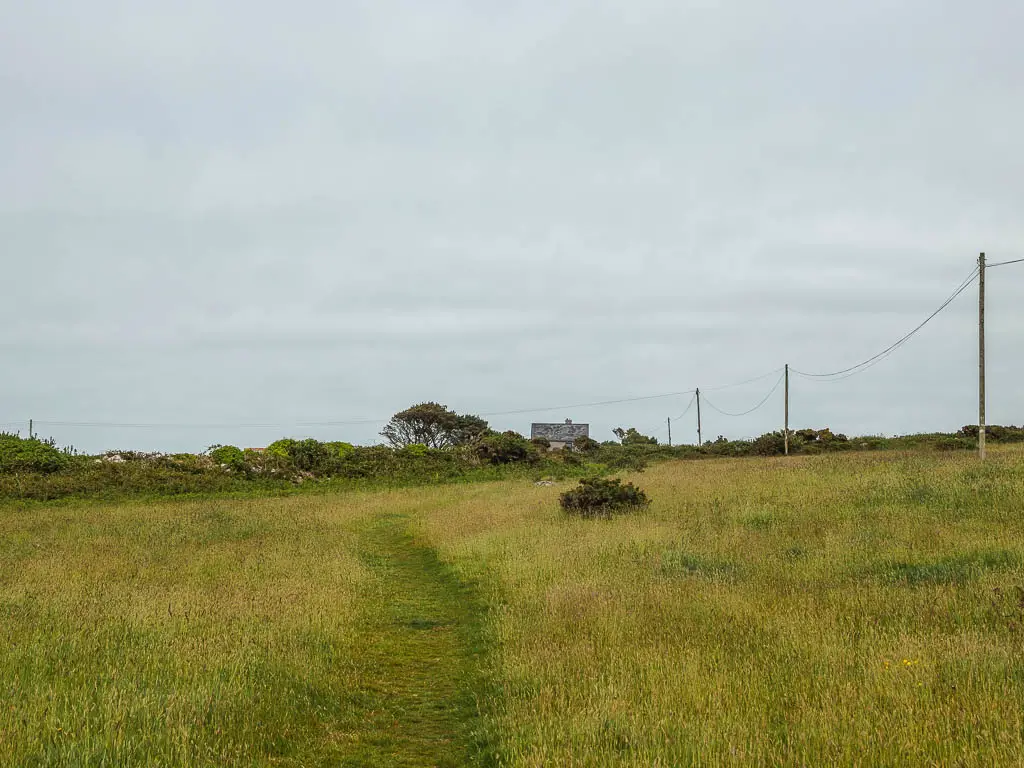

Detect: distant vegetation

[1,411,1022,502]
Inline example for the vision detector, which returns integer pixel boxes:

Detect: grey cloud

[1,0,1022,453]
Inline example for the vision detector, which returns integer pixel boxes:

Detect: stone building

[530,419,590,450]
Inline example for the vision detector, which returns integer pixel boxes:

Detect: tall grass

[0,495,376,765]
[412,448,1024,766]
[4,448,1024,765]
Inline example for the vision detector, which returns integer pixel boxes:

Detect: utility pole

[667,417,672,447]
[696,387,703,447]
[979,252,986,461]
[29,419,33,440]
[784,364,790,456]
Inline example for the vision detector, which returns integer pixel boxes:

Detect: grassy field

[2,448,1024,765]
[0,494,487,766]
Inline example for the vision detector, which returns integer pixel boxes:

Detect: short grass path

[344,511,493,767]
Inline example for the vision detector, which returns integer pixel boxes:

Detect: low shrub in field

[560,477,650,518]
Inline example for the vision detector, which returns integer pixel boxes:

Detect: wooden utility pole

[784,364,790,456]
[696,388,703,447]
[979,252,986,461]
[667,417,672,447]
[29,419,33,439]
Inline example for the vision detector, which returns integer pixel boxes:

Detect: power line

[703,367,785,392]
[652,391,698,436]
[701,371,785,417]
[478,389,697,418]
[792,266,979,380]
[17,389,704,431]
[672,392,698,421]
[9,258,1013,434]
[31,418,387,429]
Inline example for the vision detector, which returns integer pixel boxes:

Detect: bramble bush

[560,477,650,518]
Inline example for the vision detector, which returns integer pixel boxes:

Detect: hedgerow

[0,424,1011,502]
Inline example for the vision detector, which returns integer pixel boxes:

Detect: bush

[705,437,752,457]
[559,477,650,518]
[0,433,70,474]
[242,449,296,478]
[325,441,356,457]
[599,445,650,472]
[398,444,430,458]
[934,437,976,452]
[751,432,786,456]
[573,436,600,455]
[557,449,584,467]
[266,439,298,459]
[961,424,1024,443]
[261,438,337,474]
[208,445,246,471]
[290,439,334,473]
[613,427,658,446]
[475,431,539,465]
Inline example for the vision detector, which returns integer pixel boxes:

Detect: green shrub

[557,449,584,467]
[752,432,786,456]
[0,433,70,474]
[266,439,298,459]
[399,444,429,458]
[934,437,975,452]
[167,453,211,473]
[559,477,650,518]
[613,427,658,446]
[705,437,752,457]
[573,436,600,455]
[600,446,650,472]
[325,441,356,457]
[208,445,246,471]
[289,439,334,474]
[243,449,295,478]
[475,431,538,465]
[960,424,1024,443]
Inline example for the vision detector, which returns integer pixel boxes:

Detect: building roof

[530,422,590,442]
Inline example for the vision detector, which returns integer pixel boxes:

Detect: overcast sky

[2,0,1022,454]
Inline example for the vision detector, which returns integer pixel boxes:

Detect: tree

[380,402,489,449]
[612,427,658,446]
